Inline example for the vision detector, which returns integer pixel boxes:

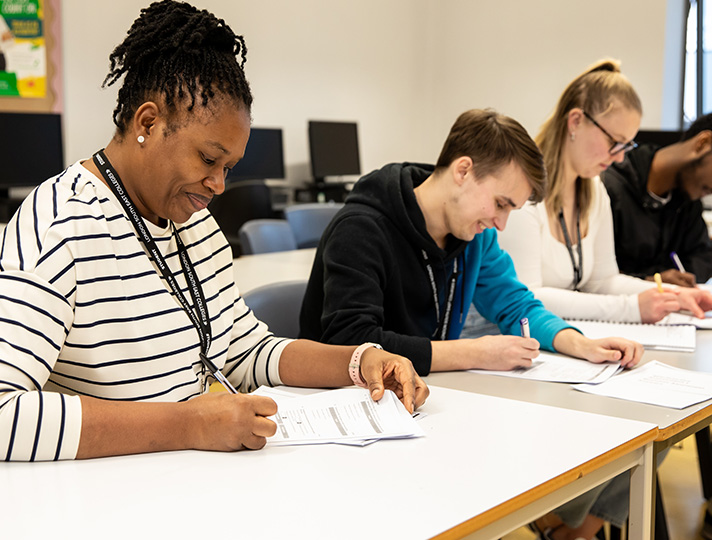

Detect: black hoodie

[601,144,712,281]
[299,163,467,374]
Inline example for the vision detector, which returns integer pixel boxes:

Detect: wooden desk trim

[432,429,657,539]
[656,402,712,442]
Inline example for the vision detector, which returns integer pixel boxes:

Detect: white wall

[419,0,671,154]
[61,0,674,185]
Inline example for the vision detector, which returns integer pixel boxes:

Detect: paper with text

[661,311,712,329]
[469,352,622,384]
[254,387,424,446]
[573,360,712,409]
[567,319,696,352]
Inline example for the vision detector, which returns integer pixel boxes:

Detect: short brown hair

[435,108,547,202]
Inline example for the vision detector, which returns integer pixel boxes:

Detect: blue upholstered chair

[283,202,344,249]
[238,219,297,255]
[242,280,308,339]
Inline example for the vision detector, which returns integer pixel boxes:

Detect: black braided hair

[103,0,253,135]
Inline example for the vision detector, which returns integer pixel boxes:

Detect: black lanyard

[92,150,213,369]
[422,250,458,340]
[558,208,583,291]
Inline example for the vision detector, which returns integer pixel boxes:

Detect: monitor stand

[295,180,351,204]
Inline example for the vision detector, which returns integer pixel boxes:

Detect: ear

[567,108,584,136]
[451,156,473,186]
[691,130,712,158]
[132,101,160,142]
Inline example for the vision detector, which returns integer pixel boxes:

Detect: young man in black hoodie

[602,113,712,287]
[299,109,643,377]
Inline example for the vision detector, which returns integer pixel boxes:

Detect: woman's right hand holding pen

[638,287,682,323]
[183,392,278,451]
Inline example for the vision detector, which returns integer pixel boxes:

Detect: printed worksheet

[469,352,622,384]
[573,360,712,409]
[253,387,424,446]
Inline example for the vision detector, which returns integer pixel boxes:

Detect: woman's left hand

[675,287,712,318]
[360,347,429,413]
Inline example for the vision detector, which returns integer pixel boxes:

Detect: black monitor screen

[0,112,64,188]
[635,129,682,148]
[308,120,360,181]
[227,127,284,182]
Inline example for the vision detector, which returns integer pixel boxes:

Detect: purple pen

[670,251,686,273]
[520,317,530,338]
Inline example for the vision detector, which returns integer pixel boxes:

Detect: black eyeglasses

[582,110,638,155]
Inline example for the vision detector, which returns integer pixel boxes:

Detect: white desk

[426,331,712,536]
[0,386,656,540]
[426,332,712,452]
[233,248,316,294]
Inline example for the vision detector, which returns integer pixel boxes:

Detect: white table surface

[0,386,655,540]
[232,248,316,294]
[426,330,712,537]
[426,330,712,447]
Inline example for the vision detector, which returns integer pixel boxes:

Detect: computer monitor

[635,129,682,148]
[0,111,64,188]
[308,120,361,183]
[227,127,285,182]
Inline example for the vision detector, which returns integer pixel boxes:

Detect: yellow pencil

[654,272,664,293]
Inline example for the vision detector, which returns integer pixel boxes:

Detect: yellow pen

[654,272,664,293]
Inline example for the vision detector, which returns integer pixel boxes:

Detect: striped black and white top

[0,161,291,461]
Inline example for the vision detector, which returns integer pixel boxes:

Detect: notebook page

[566,319,696,352]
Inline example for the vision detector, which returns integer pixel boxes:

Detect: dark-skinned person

[0,0,426,462]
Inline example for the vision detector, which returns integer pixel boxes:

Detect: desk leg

[628,443,653,540]
[654,476,670,540]
[697,427,712,499]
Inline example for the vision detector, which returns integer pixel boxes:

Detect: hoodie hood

[346,162,466,260]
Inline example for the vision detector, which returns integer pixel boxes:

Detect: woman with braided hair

[0,0,427,462]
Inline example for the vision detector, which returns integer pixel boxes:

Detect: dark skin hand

[648,269,697,288]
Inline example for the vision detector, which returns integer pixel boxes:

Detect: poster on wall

[0,0,46,98]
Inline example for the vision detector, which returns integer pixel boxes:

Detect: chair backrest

[208,180,275,256]
[242,279,308,338]
[283,202,344,249]
[238,219,297,255]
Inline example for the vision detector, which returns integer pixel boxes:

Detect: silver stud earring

[570,132,576,142]
[137,135,145,144]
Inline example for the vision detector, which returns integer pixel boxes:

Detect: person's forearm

[430,340,471,372]
[278,340,355,388]
[551,328,586,358]
[77,396,191,459]
[78,392,280,459]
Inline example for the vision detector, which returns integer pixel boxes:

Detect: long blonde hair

[536,59,642,223]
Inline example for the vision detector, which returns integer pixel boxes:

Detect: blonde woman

[498,60,712,325]
[498,60,712,540]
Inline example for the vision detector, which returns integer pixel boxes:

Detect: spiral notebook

[565,319,696,352]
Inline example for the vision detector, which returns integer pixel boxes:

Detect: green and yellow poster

[0,0,46,98]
